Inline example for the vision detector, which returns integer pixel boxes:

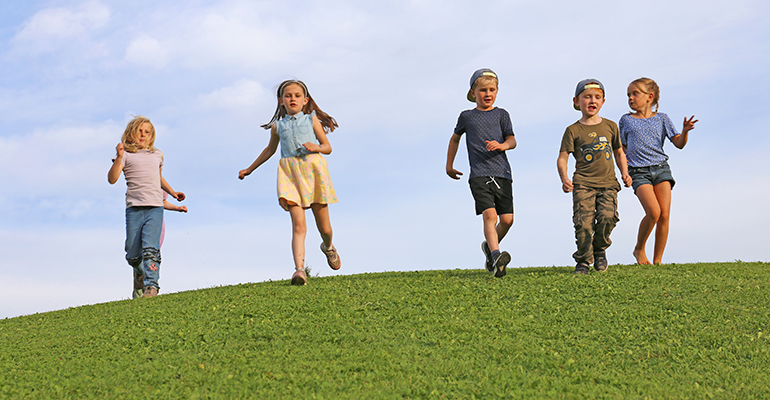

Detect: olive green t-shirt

[559,118,621,189]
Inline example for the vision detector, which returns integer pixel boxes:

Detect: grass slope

[2,262,769,399]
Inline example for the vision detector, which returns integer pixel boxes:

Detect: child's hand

[302,142,321,153]
[485,140,506,151]
[115,143,124,158]
[446,167,463,180]
[238,169,250,180]
[683,115,698,134]
[172,192,186,202]
[176,205,188,213]
[561,178,573,193]
[621,173,633,188]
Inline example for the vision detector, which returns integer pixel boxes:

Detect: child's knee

[142,247,161,264]
[499,214,514,228]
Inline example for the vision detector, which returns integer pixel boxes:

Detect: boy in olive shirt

[557,79,632,274]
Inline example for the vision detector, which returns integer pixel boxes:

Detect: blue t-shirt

[619,112,679,167]
[453,107,514,180]
[276,111,320,159]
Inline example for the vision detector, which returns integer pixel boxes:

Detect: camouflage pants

[572,186,619,265]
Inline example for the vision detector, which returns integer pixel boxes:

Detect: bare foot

[633,248,652,265]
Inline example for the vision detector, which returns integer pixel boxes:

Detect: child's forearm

[107,157,122,184]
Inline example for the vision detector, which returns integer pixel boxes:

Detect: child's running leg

[482,208,501,252]
[651,181,672,264]
[497,213,514,243]
[633,184,662,265]
[288,205,307,272]
[311,203,341,270]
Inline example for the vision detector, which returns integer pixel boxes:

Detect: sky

[1,0,769,319]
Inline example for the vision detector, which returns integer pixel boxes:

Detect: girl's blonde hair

[630,77,660,112]
[121,116,156,153]
[261,79,338,133]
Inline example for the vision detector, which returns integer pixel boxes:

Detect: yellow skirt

[276,153,338,211]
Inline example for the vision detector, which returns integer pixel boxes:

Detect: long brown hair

[260,79,338,133]
[121,116,156,153]
[630,77,660,112]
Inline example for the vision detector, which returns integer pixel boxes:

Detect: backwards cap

[573,78,605,110]
[467,68,498,102]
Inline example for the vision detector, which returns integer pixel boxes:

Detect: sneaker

[320,243,341,270]
[142,286,159,298]
[291,269,307,286]
[481,241,493,272]
[594,252,609,272]
[132,269,145,299]
[573,263,590,275]
[492,251,511,278]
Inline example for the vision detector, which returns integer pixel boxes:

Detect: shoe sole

[493,251,511,278]
[291,272,307,286]
[321,243,341,270]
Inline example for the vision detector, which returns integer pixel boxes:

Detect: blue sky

[1,0,768,318]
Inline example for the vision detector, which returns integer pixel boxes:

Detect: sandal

[291,268,307,286]
[320,243,341,270]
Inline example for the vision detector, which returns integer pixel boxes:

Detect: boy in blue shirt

[446,68,517,278]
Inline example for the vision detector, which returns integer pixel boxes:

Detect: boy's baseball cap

[467,68,498,102]
[573,78,605,110]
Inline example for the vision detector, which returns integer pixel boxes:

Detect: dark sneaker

[492,251,511,278]
[142,286,159,298]
[594,252,608,272]
[132,269,145,299]
[481,241,493,272]
[573,263,590,275]
[320,243,341,270]
[291,269,307,286]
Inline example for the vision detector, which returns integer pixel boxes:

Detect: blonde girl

[108,116,186,298]
[619,78,697,265]
[239,80,340,285]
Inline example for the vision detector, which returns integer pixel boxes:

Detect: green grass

[2,262,769,399]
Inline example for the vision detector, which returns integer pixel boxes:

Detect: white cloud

[124,34,170,68]
[9,0,110,55]
[196,79,270,109]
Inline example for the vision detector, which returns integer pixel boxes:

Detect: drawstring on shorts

[486,177,501,189]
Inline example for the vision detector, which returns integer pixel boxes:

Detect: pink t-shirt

[121,149,164,208]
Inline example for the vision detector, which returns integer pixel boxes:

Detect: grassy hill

[2,262,769,399]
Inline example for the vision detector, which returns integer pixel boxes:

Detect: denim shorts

[628,161,675,192]
[469,176,514,215]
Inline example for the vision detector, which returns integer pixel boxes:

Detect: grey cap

[467,68,498,102]
[573,78,605,110]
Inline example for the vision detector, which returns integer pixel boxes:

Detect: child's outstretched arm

[557,151,573,193]
[239,125,280,179]
[107,143,124,184]
[160,171,186,201]
[613,147,633,188]
[671,115,698,149]
[446,133,463,180]
[301,115,332,155]
[164,200,188,213]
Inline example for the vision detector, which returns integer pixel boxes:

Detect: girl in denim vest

[239,80,341,285]
[619,77,697,265]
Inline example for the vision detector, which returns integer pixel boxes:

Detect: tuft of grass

[1,262,769,399]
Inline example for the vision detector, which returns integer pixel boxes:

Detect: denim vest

[276,111,319,159]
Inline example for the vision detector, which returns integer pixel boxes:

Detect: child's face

[279,83,309,115]
[626,83,654,112]
[573,88,605,117]
[472,80,498,111]
[132,122,153,149]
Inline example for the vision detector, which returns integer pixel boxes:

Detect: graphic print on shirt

[580,132,611,163]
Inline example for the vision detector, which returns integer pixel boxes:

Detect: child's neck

[475,105,495,111]
[579,114,603,125]
[631,107,655,118]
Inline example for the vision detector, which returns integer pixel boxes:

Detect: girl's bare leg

[288,205,307,271]
[310,203,333,249]
[633,184,661,265]
[652,182,672,264]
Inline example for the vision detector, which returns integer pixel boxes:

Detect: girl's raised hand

[683,115,698,134]
[172,191,186,202]
[115,143,124,158]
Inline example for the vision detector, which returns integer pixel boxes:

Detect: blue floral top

[619,112,679,167]
[276,111,320,159]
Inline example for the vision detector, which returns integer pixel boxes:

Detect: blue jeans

[125,206,163,289]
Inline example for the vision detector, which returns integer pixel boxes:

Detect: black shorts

[468,176,514,216]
